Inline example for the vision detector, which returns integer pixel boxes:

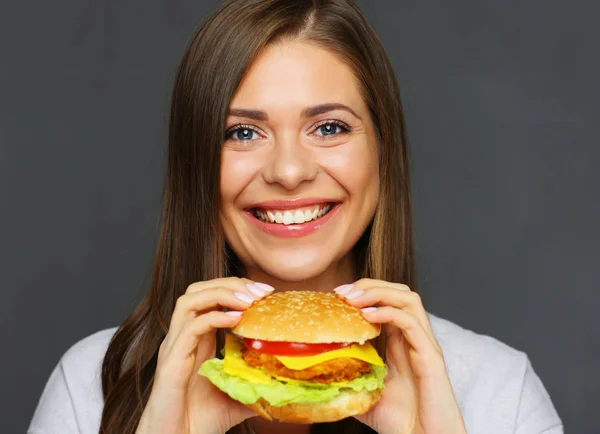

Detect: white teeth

[293,210,305,224]
[282,211,294,225]
[255,204,333,224]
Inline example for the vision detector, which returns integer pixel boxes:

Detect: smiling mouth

[251,203,335,225]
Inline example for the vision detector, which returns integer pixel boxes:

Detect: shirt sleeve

[515,359,563,434]
[28,360,81,434]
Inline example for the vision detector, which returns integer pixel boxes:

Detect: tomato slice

[243,339,350,356]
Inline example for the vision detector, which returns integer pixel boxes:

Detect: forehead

[230,40,364,110]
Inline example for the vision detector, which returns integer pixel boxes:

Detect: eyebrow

[301,103,362,121]
[228,108,269,122]
[227,103,362,122]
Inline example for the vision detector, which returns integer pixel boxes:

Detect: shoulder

[428,313,529,399]
[428,314,562,432]
[29,328,119,434]
[62,327,117,363]
[429,313,527,366]
[61,327,118,373]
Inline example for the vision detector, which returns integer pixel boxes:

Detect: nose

[261,134,318,190]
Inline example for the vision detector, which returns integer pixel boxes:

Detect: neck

[245,254,356,293]
[249,417,312,434]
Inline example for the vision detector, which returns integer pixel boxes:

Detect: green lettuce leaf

[198,359,386,407]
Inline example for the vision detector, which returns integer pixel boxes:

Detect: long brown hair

[99,0,415,433]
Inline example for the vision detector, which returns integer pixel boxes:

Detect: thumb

[352,409,375,431]
[225,396,259,423]
[353,412,367,424]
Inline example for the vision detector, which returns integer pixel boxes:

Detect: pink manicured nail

[345,289,364,299]
[234,292,254,304]
[361,307,378,313]
[333,284,354,295]
[253,282,275,292]
[225,310,243,316]
[246,283,266,297]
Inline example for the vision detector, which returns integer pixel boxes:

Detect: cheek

[317,140,379,196]
[220,151,260,204]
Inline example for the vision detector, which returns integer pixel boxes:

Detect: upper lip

[247,198,340,210]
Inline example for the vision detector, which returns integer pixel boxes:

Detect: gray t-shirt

[28,314,563,434]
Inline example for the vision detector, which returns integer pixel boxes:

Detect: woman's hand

[335,279,467,434]
[137,277,273,434]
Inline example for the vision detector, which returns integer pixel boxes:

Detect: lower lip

[245,204,341,238]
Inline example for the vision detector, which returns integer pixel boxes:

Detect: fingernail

[246,283,266,297]
[234,292,254,304]
[334,284,354,295]
[253,282,274,292]
[226,310,243,316]
[361,307,377,313]
[345,289,364,299]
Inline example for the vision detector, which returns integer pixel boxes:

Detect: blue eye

[314,121,350,137]
[225,125,261,142]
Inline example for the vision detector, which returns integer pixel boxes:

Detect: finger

[227,396,260,426]
[332,278,408,297]
[335,279,436,339]
[162,310,243,375]
[340,285,418,310]
[352,278,411,293]
[339,286,433,338]
[361,306,443,365]
[185,277,274,295]
[352,410,369,427]
[167,287,261,349]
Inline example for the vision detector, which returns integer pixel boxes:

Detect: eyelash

[224,120,352,142]
[313,120,351,136]
[224,124,261,141]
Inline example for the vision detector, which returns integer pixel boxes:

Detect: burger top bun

[231,290,381,343]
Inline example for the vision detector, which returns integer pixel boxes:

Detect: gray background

[1,0,597,432]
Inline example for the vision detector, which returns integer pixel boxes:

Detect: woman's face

[220,40,379,284]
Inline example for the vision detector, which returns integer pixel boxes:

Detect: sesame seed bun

[247,387,382,423]
[231,290,381,343]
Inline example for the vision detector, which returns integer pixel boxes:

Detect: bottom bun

[247,388,382,424]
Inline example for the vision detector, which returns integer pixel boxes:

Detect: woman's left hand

[335,279,467,434]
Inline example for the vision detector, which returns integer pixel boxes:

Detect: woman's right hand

[136,277,273,434]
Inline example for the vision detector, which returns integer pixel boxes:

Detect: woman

[29,0,562,433]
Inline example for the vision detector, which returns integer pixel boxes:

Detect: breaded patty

[242,347,371,384]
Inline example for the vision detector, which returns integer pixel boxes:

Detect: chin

[245,245,337,283]
[256,258,333,283]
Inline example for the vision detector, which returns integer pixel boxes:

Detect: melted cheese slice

[275,342,384,370]
[223,334,272,384]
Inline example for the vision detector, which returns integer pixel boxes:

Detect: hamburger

[199,290,387,423]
